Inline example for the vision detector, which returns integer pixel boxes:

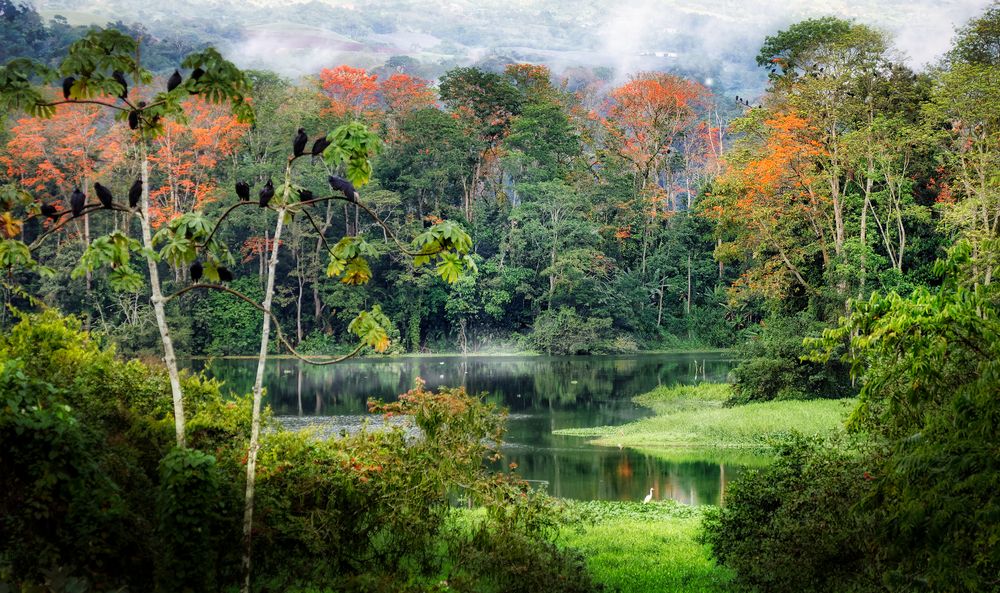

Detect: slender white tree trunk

[241,204,286,593]
[138,144,186,447]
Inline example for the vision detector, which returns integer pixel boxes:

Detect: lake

[187,352,740,505]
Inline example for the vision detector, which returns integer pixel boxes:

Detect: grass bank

[561,500,733,593]
[554,383,853,454]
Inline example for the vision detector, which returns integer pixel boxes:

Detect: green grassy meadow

[553,384,855,592]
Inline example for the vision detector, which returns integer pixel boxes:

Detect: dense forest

[2,0,969,363]
[2,0,999,591]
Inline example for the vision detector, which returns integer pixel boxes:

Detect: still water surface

[187,353,739,505]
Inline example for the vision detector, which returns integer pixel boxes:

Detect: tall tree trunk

[138,144,186,447]
[241,203,286,593]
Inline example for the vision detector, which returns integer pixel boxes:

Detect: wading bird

[643,488,653,503]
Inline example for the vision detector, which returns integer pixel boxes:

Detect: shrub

[702,436,881,593]
[730,312,853,403]
[530,307,612,355]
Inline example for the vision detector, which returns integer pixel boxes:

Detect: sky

[33,0,997,84]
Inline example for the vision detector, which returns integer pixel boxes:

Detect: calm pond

[188,353,739,505]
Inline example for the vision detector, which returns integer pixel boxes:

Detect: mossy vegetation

[561,501,733,593]
[555,383,852,453]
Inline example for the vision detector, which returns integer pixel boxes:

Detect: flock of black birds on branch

[735,95,761,109]
[40,71,365,286]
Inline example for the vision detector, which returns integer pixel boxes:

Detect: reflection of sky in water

[187,353,743,504]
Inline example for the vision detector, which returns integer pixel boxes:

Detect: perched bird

[217,267,234,282]
[190,260,203,282]
[191,67,205,81]
[94,183,114,209]
[311,136,331,156]
[40,203,58,219]
[258,179,274,208]
[112,70,128,99]
[128,110,140,130]
[235,180,251,202]
[167,69,183,92]
[293,128,308,157]
[643,488,654,504]
[299,189,313,201]
[328,175,357,202]
[62,77,75,101]
[70,188,86,217]
[128,178,142,208]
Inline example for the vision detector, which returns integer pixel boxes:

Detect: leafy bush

[530,307,612,355]
[810,241,1000,591]
[702,436,880,593]
[730,312,854,403]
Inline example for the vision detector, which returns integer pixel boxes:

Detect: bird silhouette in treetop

[112,71,128,100]
[128,178,142,209]
[328,175,358,202]
[190,260,203,282]
[191,67,205,81]
[94,183,114,209]
[236,181,251,202]
[293,128,308,157]
[311,136,331,156]
[167,70,183,92]
[299,189,313,201]
[70,188,86,217]
[128,110,140,130]
[259,179,274,208]
[62,77,75,101]
[40,203,58,219]
[217,267,234,282]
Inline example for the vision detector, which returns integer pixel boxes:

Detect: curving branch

[38,99,129,112]
[197,200,259,249]
[295,194,443,258]
[164,282,366,366]
[28,203,138,250]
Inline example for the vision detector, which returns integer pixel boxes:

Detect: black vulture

[311,136,331,156]
[217,267,234,282]
[128,178,142,208]
[293,128,308,157]
[94,183,114,209]
[236,180,251,201]
[62,77,75,101]
[259,179,274,208]
[112,70,128,99]
[328,175,358,202]
[190,260,203,282]
[191,67,205,81]
[299,189,313,201]
[128,110,140,130]
[41,203,58,219]
[167,70,183,92]
[71,188,86,217]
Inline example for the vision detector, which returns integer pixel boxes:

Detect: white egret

[643,488,653,503]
